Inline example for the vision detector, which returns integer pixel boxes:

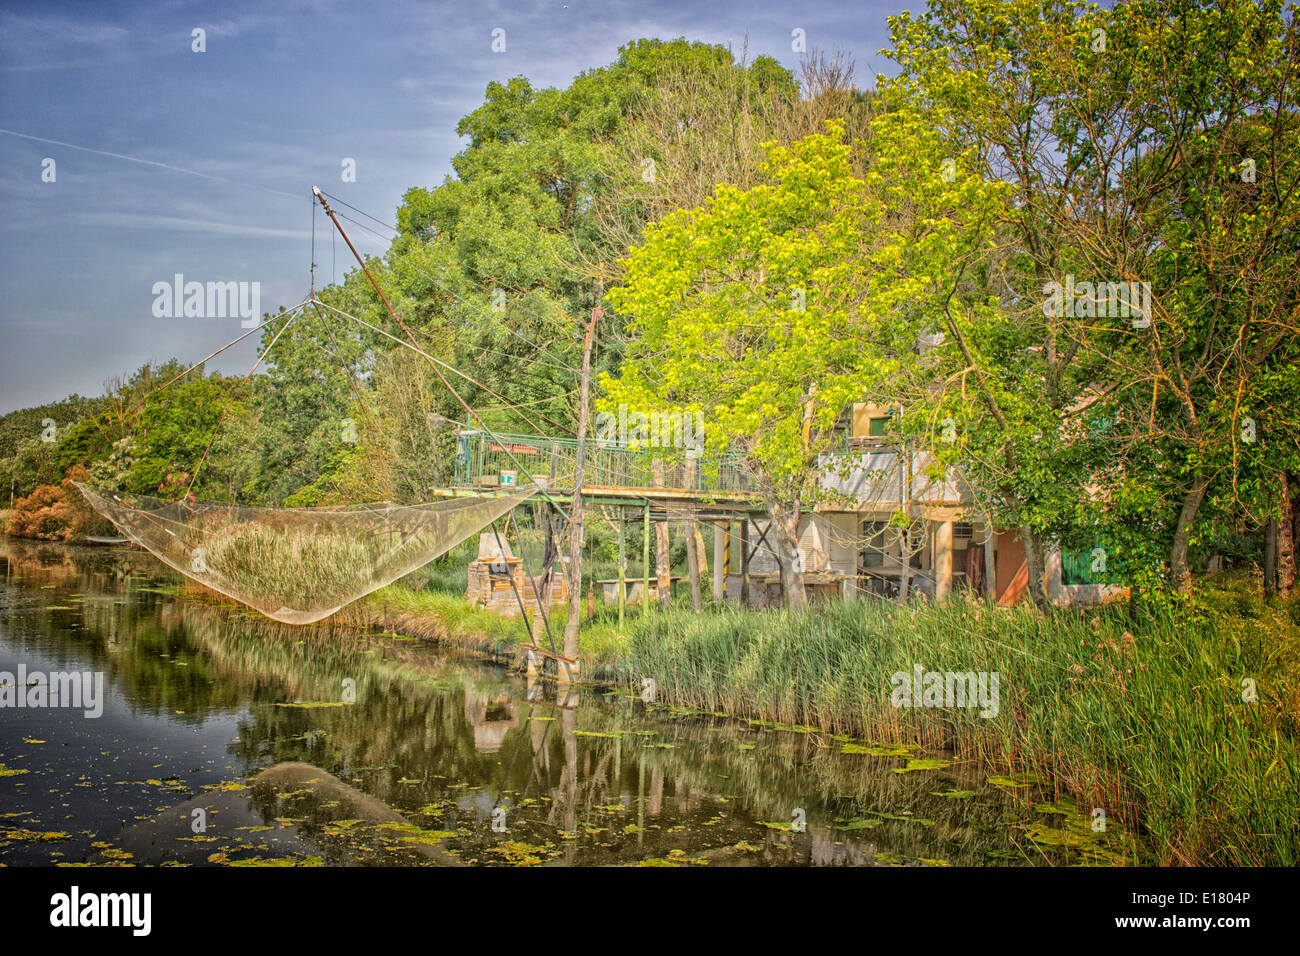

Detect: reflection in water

[0,540,1140,866]
[464,689,519,753]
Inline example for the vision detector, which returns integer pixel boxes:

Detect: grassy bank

[344,584,629,671]
[623,573,1299,866]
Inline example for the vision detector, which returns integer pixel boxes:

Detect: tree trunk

[653,458,671,609]
[1291,472,1300,579]
[767,498,807,610]
[1278,471,1295,598]
[563,308,599,666]
[1169,473,1210,594]
[1020,525,1049,610]
[693,528,709,578]
[685,459,702,611]
[1264,516,1277,602]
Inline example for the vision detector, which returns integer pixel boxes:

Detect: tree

[125,372,252,498]
[880,0,1300,597]
[605,122,893,608]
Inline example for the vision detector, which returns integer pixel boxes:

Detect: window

[1062,549,1099,585]
[860,520,891,568]
[868,416,890,437]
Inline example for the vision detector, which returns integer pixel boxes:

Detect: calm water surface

[0,540,1135,867]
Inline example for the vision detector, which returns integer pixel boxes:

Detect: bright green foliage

[879,0,1300,594]
[125,373,252,498]
[606,122,890,506]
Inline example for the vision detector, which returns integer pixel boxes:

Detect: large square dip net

[76,483,534,624]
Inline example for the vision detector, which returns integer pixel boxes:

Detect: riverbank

[351,573,1298,866]
[340,584,630,674]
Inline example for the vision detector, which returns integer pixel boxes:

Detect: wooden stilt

[642,501,651,615]
[740,519,750,608]
[983,519,996,602]
[712,521,726,602]
[563,307,599,665]
[685,459,701,611]
[617,516,626,629]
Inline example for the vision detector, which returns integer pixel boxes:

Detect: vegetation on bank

[625,574,1300,866]
[329,550,1300,866]
[350,584,627,671]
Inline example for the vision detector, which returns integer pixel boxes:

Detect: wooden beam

[642,501,651,615]
[740,520,750,608]
[617,517,626,630]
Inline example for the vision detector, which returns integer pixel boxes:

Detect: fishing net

[75,483,534,624]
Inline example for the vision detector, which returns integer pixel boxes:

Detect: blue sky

[0,0,907,414]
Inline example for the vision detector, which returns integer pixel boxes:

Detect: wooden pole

[712,522,726,602]
[562,307,600,675]
[685,458,702,611]
[653,458,671,609]
[642,501,651,615]
[618,515,626,629]
[740,519,750,608]
[983,517,996,602]
[898,441,912,600]
[533,505,557,646]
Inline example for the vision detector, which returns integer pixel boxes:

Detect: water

[0,539,1133,866]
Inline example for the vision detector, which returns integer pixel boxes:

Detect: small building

[465,533,566,616]
[721,403,1127,608]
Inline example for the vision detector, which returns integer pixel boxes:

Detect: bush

[5,465,111,541]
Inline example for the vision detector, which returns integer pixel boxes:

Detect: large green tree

[605,123,897,607]
[880,0,1300,598]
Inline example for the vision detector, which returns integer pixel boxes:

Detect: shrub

[5,465,111,541]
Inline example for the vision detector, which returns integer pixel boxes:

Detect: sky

[0,0,908,414]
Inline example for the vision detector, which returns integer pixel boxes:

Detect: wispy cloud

[79,212,314,240]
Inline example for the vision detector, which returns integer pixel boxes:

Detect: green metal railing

[454,430,750,494]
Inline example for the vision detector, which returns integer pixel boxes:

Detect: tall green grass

[626,578,1300,866]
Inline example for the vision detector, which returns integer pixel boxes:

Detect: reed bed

[625,580,1300,866]
[199,521,378,609]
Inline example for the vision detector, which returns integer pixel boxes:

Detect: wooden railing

[454,430,751,494]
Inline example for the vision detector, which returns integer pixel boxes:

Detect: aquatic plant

[626,576,1300,866]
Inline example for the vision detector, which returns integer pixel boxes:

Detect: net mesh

[75,482,534,624]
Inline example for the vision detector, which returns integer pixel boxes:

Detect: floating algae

[988,772,1043,788]
[841,743,913,756]
[832,817,883,831]
[1023,797,1138,866]
[893,758,951,773]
